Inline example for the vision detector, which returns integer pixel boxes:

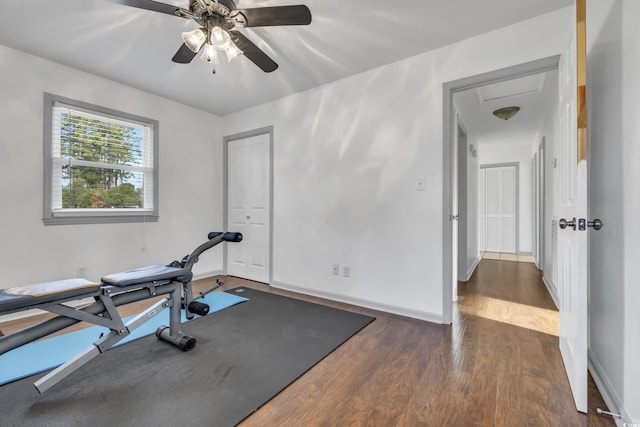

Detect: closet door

[484,168,501,252]
[480,165,517,254]
[500,166,517,253]
[227,132,271,283]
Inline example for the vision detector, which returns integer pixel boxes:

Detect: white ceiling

[454,70,558,149]
[0,0,571,116]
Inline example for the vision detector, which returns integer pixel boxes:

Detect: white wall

[0,45,225,295]
[587,0,639,422]
[222,8,572,321]
[477,140,535,254]
[622,0,640,420]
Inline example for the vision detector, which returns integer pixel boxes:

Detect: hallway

[458,257,558,335]
[455,259,613,426]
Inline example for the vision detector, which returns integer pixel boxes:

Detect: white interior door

[557,0,588,413]
[500,166,517,253]
[478,168,486,252]
[227,132,271,283]
[535,141,546,270]
[456,121,467,288]
[451,116,459,298]
[484,167,501,252]
[532,153,539,264]
[481,165,517,253]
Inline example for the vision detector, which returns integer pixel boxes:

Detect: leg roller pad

[188,301,210,316]
[155,326,196,351]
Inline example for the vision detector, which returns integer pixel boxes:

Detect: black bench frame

[0,231,242,392]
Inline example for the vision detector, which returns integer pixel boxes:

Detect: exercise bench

[0,231,242,393]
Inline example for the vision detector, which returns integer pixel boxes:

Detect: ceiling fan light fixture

[112,0,312,74]
[492,106,521,120]
[182,28,207,53]
[200,43,219,64]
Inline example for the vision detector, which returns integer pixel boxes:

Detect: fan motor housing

[190,0,236,15]
[189,0,245,29]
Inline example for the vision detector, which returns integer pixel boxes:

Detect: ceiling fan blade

[172,43,198,64]
[106,0,187,17]
[229,31,278,73]
[233,5,312,28]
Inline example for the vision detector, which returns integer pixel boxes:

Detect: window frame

[43,93,159,225]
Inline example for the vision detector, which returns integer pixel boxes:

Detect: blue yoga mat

[0,291,247,386]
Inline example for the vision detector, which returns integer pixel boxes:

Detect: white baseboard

[463,256,481,282]
[192,269,224,281]
[541,273,559,309]
[588,350,633,426]
[270,281,444,324]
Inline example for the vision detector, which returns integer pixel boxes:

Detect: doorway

[442,55,560,323]
[223,126,273,284]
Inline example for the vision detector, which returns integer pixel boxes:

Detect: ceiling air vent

[476,72,547,103]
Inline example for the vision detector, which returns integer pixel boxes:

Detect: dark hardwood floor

[230,260,615,427]
[0,260,616,426]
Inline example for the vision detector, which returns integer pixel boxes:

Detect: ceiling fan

[108,0,312,73]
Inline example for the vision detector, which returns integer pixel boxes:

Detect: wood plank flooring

[0,260,616,426]
[231,260,615,426]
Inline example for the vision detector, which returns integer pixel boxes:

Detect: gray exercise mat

[0,288,374,426]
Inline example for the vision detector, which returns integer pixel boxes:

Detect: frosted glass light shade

[182,28,207,53]
[207,26,244,63]
[225,43,243,62]
[200,43,219,63]
[210,26,232,49]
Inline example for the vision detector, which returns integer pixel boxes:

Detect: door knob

[588,219,603,230]
[559,217,576,230]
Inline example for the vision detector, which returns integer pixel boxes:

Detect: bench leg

[34,344,101,393]
[34,297,171,393]
[155,285,196,351]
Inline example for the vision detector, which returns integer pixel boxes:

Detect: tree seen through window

[60,113,144,209]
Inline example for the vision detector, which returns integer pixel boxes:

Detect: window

[43,93,158,225]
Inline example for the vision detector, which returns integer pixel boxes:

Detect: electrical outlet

[416,177,426,191]
[343,266,350,277]
[332,264,340,275]
[76,266,86,278]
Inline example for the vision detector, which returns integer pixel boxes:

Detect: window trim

[43,93,159,225]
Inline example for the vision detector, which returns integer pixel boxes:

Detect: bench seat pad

[0,279,99,314]
[101,265,192,287]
